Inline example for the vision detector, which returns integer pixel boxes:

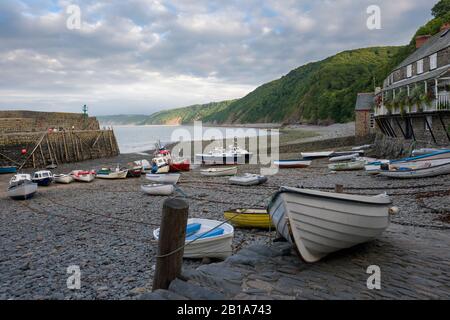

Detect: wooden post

[335,184,344,193]
[62,132,69,162]
[153,198,189,291]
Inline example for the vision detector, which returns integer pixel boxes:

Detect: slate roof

[355,93,374,111]
[384,67,450,91]
[396,29,450,70]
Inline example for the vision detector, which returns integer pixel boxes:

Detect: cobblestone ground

[0,153,449,299]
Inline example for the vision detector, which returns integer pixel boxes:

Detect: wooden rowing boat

[229,173,267,186]
[268,187,396,262]
[328,160,365,171]
[378,160,450,179]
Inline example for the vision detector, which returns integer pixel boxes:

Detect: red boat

[169,159,190,172]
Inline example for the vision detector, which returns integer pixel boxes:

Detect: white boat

[274,160,312,168]
[328,160,365,171]
[53,174,74,184]
[151,156,170,174]
[200,166,238,177]
[145,173,181,184]
[229,173,267,186]
[364,150,450,175]
[352,144,373,151]
[9,173,32,184]
[268,187,396,262]
[411,148,450,157]
[141,184,175,196]
[96,167,128,179]
[378,160,450,179]
[300,151,334,159]
[8,179,38,200]
[329,153,360,162]
[70,170,96,182]
[153,218,234,259]
[331,150,365,156]
[195,145,252,165]
[134,159,152,173]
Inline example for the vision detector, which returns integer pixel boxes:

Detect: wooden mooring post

[153,198,189,291]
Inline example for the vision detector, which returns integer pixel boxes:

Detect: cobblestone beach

[0,150,449,299]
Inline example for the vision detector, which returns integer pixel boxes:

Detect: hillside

[102,47,402,125]
[204,47,402,124]
[142,100,236,125]
[97,114,148,125]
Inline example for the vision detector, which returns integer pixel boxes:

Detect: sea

[108,125,279,154]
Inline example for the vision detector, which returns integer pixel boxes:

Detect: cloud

[0,0,434,115]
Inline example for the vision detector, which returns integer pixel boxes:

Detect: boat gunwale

[271,187,392,206]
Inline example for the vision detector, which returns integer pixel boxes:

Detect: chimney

[440,22,450,32]
[415,35,431,49]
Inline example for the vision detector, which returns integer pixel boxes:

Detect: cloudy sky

[0,0,434,115]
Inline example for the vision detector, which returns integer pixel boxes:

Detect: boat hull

[0,167,17,174]
[274,160,312,168]
[73,175,95,182]
[200,167,238,177]
[300,151,334,159]
[53,175,74,184]
[8,182,38,200]
[153,218,234,259]
[141,184,175,196]
[379,161,450,179]
[96,170,128,179]
[329,153,359,162]
[169,160,190,172]
[145,173,181,184]
[195,153,252,165]
[32,177,52,186]
[328,160,365,171]
[229,174,267,186]
[224,209,274,229]
[268,187,392,262]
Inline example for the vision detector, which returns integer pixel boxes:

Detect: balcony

[375,93,450,116]
[435,93,450,111]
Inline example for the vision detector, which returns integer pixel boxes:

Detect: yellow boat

[224,208,274,229]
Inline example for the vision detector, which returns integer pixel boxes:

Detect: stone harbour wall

[0,130,119,168]
[0,110,100,133]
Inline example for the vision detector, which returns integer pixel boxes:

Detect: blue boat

[0,166,17,174]
[186,228,225,241]
[367,150,450,166]
[32,170,53,186]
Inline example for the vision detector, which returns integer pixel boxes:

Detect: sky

[0,0,434,116]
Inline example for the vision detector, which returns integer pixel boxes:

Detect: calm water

[110,125,278,154]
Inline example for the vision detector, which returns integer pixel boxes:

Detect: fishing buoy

[21,149,27,155]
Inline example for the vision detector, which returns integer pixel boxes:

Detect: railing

[436,93,450,111]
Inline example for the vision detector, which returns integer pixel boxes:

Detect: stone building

[355,93,375,137]
[373,23,450,146]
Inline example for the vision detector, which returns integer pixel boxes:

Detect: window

[407,64,412,78]
[430,53,437,70]
[425,116,432,131]
[417,59,423,74]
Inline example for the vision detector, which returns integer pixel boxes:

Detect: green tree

[432,0,450,18]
